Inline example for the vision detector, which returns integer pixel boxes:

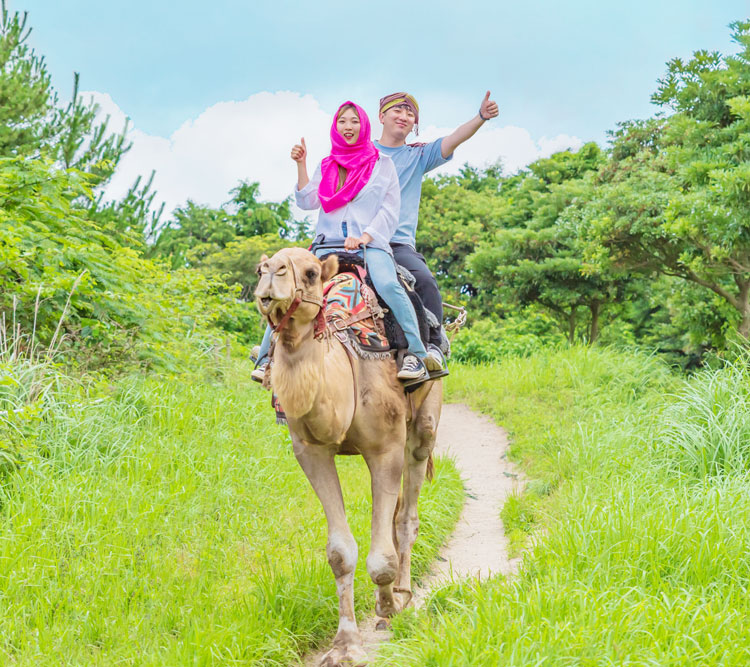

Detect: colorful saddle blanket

[323,272,391,358]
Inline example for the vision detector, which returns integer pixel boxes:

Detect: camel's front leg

[292,436,367,667]
[363,445,405,618]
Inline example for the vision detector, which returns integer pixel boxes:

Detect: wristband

[479,108,491,121]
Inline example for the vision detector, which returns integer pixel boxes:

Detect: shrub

[450,312,565,363]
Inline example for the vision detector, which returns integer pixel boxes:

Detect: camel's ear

[320,255,339,283]
[256,254,269,276]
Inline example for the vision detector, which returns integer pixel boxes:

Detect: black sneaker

[397,354,429,381]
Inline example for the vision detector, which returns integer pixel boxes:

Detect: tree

[150,182,303,295]
[572,20,750,340]
[0,1,164,245]
[0,3,129,174]
[466,144,634,343]
[229,181,293,237]
[416,169,504,310]
[0,1,52,156]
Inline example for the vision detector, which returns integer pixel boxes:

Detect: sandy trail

[304,402,522,666]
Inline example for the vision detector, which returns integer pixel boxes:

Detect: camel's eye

[305,268,319,282]
[257,263,269,276]
[275,266,288,276]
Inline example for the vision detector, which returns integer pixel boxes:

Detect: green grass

[378,346,750,666]
[0,361,463,665]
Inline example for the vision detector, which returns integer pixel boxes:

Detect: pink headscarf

[318,101,379,213]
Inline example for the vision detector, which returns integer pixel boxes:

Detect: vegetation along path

[305,402,523,666]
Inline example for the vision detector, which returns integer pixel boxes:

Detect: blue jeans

[256,247,427,363]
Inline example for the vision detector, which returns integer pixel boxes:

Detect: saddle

[324,271,391,359]
[319,251,432,356]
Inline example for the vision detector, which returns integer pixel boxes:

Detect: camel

[254,247,442,667]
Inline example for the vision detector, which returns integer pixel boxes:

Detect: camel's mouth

[257,295,293,322]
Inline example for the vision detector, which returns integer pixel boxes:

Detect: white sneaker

[397,354,429,381]
[251,360,268,384]
[425,344,446,372]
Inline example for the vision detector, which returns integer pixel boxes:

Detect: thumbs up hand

[479,91,499,121]
[291,137,307,163]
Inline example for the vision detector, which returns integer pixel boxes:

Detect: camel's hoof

[375,618,391,631]
[374,589,398,618]
[375,586,412,618]
[319,643,368,667]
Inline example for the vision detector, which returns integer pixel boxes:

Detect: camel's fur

[255,247,442,667]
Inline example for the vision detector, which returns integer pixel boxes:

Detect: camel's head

[255,247,339,328]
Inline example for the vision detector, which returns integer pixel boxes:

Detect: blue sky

[18,0,749,213]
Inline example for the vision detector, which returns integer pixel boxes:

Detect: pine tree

[0,1,162,242]
[0,0,53,156]
[0,0,130,180]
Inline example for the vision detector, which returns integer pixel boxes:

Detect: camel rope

[442,302,467,343]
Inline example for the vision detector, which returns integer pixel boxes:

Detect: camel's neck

[271,320,328,420]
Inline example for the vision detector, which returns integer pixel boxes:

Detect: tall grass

[657,355,750,478]
[0,288,82,470]
[0,362,463,665]
[378,346,750,666]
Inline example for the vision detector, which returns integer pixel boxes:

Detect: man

[374,91,499,372]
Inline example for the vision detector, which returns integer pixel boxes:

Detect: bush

[450,311,565,363]
[0,156,260,371]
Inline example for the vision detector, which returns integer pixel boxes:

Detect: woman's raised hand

[291,137,307,163]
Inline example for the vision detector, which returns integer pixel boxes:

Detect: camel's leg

[362,445,405,618]
[292,438,367,667]
[394,388,442,603]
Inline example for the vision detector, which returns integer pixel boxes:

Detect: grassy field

[378,347,750,666]
[0,361,463,665]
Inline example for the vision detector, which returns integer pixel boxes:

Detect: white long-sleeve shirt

[295,155,401,253]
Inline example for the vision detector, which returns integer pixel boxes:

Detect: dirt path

[304,402,523,666]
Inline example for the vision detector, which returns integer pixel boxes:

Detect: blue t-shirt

[374,138,452,247]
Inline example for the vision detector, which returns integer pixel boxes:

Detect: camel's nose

[254,272,272,300]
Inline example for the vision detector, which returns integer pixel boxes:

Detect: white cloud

[85,91,583,220]
[418,124,583,177]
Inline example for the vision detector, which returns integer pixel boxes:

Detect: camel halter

[265,259,327,339]
[265,256,361,422]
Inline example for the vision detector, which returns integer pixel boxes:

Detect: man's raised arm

[440,91,499,158]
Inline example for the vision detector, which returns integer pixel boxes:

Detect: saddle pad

[324,272,390,353]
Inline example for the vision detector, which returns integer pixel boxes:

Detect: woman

[253,101,429,383]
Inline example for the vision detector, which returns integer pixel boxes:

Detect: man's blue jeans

[256,247,427,363]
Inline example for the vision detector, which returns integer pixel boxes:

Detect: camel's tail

[426,453,434,482]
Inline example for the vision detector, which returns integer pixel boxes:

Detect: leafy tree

[467,144,635,342]
[153,183,295,264]
[571,20,750,340]
[197,234,293,299]
[150,182,302,295]
[229,181,292,237]
[0,156,257,368]
[89,170,164,245]
[416,169,504,310]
